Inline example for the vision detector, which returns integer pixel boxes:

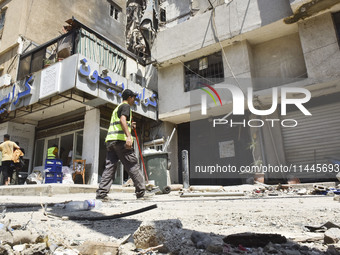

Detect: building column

[83,106,101,184]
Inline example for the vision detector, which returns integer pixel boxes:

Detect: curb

[0,184,135,196]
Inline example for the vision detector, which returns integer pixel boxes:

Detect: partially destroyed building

[151,0,340,184]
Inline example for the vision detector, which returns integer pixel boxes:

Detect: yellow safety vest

[47,147,57,159]
[106,102,132,142]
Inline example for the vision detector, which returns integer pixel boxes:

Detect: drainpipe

[259,126,267,166]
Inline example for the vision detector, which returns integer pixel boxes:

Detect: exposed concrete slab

[0,184,135,196]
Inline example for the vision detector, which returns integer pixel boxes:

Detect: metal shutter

[282,102,340,172]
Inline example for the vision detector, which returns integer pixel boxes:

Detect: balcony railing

[17,19,139,81]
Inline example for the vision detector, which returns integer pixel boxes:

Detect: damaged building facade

[0,0,158,184]
[152,0,340,185]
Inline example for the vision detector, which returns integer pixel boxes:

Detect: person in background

[67,147,73,168]
[47,144,58,159]
[12,142,25,185]
[0,134,20,185]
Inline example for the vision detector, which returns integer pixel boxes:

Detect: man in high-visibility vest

[96,89,147,200]
[47,144,58,159]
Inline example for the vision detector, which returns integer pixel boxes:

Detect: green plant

[43,58,54,66]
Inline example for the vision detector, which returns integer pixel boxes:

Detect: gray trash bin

[143,152,171,194]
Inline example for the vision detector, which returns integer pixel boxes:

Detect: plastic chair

[72,159,86,184]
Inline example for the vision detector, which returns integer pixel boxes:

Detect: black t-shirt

[117,104,131,120]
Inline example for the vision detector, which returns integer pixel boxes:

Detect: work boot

[136,190,154,200]
[96,194,113,202]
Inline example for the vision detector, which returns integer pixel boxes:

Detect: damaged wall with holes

[159,0,191,29]
[152,0,292,63]
[126,57,158,91]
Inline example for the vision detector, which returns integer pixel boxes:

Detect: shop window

[60,134,74,166]
[33,131,83,168]
[109,1,122,21]
[34,139,45,167]
[75,131,83,159]
[333,12,340,47]
[184,51,224,92]
[0,8,6,39]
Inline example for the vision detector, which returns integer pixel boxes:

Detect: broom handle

[133,128,149,182]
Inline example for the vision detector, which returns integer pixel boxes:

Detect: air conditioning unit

[130,73,146,87]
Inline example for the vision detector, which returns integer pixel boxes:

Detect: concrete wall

[299,13,340,79]
[192,0,225,14]
[158,62,189,116]
[158,40,253,120]
[24,0,126,47]
[0,0,126,54]
[152,0,292,63]
[0,0,24,53]
[252,33,307,90]
[82,107,101,184]
[0,45,18,82]
[125,58,158,91]
[160,0,191,28]
[223,40,253,79]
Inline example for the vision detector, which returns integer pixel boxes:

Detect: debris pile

[178,183,340,200]
[121,221,340,254]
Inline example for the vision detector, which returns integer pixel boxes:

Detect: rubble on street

[0,182,339,254]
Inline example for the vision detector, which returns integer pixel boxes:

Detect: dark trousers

[96,141,146,198]
[1,161,14,184]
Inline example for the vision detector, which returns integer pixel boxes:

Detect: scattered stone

[223,232,287,247]
[0,229,14,245]
[133,219,183,253]
[0,244,13,255]
[13,230,40,245]
[21,243,48,255]
[53,247,79,255]
[206,236,224,254]
[264,242,279,253]
[191,231,212,249]
[283,250,301,255]
[77,241,119,255]
[119,242,136,255]
[334,195,340,201]
[326,245,340,255]
[297,188,307,195]
[336,172,340,182]
[324,228,340,244]
[13,244,28,252]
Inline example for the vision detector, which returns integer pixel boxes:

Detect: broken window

[109,1,122,21]
[333,12,340,47]
[184,51,224,92]
[0,7,7,39]
[160,8,166,23]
